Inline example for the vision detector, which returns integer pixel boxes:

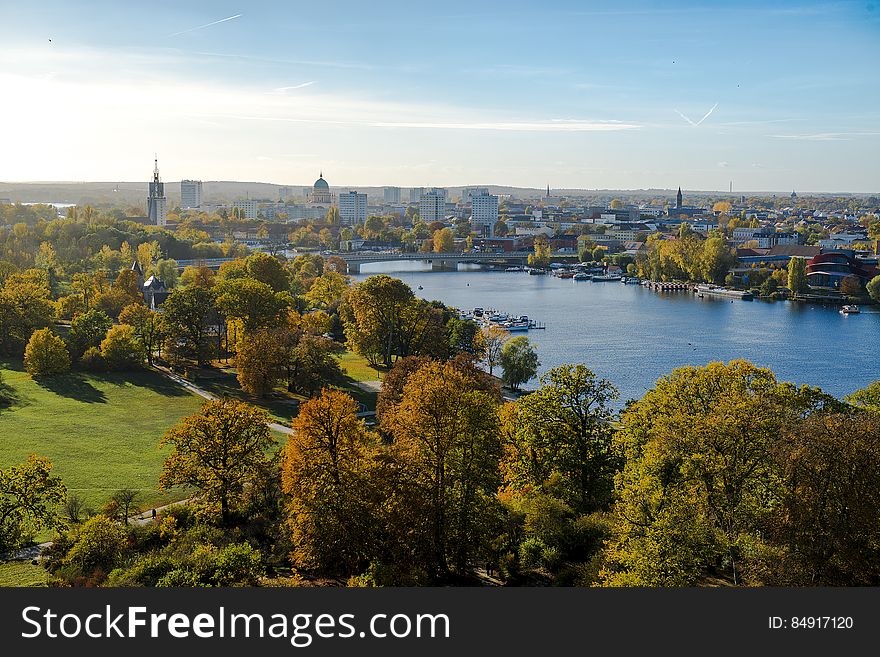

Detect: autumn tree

[24,329,71,377]
[161,400,276,523]
[840,274,862,297]
[433,227,455,253]
[0,455,67,552]
[304,271,349,309]
[500,336,540,390]
[282,389,378,574]
[482,325,509,375]
[0,272,54,355]
[502,365,619,514]
[244,252,290,293]
[180,265,216,289]
[528,235,551,268]
[766,412,880,585]
[376,356,431,423]
[100,324,145,370]
[846,381,880,414]
[384,361,503,577]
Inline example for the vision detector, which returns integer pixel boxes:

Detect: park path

[156,366,294,436]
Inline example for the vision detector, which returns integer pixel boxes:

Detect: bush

[100,324,144,370]
[79,347,105,371]
[24,329,71,377]
[61,516,128,580]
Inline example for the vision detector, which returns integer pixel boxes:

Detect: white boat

[573,273,590,281]
[528,268,547,276]
[592,273,622,281]
[841,305,860,314]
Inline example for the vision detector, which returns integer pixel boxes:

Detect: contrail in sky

[167,14,242,38]
[674,102,719,126]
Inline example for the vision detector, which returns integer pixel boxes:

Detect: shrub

[79,347,105,371]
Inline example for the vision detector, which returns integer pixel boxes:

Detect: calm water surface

[355,262,880,403]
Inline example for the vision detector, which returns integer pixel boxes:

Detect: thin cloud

[770,132,880,141]
[269,82,317,94]
[167,14,242,38]
[674,103,719,127]
[369,119,640,132]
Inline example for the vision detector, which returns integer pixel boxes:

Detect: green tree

[868,275,880,303]
[161,287,217,365]
[343,275,414,367]
[787,256,808,294]
[502,365,619,513]
[161,399,276,523]
[500,336,540,391]
[24,328,71,377]
[0,273,54,355]
[482,325,509,376]
[601,360,842,587]
[0,455,67,552]
[119,303,164,365]
[215,278,291,333]
[304,271,349,309]
[61,516,128,577]
[67,309,112,358]
[846,381,880,414]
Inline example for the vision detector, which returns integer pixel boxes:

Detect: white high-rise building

[234,199,258,219]
[338,191,367,226]
[180,180,202,209]
[409,187,425,203]
[461,187,490,204]
[147,158,167,226]
[419,188,447,222]
[383,186,401,204]
[470,192,499,236]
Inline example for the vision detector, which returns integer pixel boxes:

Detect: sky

[1,0,879,192]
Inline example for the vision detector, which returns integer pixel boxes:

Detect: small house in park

[131,260,170,309]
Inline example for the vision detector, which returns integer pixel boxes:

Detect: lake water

[355,262,880,403]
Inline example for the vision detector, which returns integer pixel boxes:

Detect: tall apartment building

[470,192,499,237]
[338,191,367,226]
[461,187,490,204]
[409,187,425,203]
[233,199,258,219]
[147,158,167,226]
[419,188,448,222]
[384,186,401,204]
[180,180,202,209]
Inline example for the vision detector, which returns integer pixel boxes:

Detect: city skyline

[2,1,880,192]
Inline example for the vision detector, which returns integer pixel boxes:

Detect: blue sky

[2,0,879,191]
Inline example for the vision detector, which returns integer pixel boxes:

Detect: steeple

[546,183,550,197]
[676,186,683,209]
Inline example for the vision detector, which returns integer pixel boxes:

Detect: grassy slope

[0,361,203,512]
[0,562,48,587]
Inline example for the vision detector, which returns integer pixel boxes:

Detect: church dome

[314,174,329,190]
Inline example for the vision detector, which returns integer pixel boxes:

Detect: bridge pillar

[431,259,459,271]
[346,261,361,275]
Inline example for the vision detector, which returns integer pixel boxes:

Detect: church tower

[676,186,683,209]
[147,157,168,226]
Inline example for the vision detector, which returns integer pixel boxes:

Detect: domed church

[309,172,333,204]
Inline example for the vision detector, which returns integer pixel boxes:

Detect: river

[354,262,880,403]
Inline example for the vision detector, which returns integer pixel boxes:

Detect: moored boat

[841,304,860,314]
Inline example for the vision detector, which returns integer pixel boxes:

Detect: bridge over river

[176,251,578,274]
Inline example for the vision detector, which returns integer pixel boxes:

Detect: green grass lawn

[338,351,384,383]
[195,351,379,428]
[0,562,48,587]
[0,361,203,513]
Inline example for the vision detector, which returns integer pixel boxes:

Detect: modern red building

[806,250,878,289]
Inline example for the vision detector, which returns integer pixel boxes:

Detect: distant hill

[0,180,869,208]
